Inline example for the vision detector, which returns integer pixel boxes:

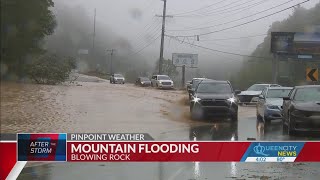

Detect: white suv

[151,75,174,89]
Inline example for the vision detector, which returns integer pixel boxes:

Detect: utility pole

[92,8,96,61]
[159,0,167,75]
[182,65,186,88]
[272,54,279,84]
[107,49,116,75]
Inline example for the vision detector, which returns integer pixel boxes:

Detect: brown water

[0,80,185,134]
[1,82,72,133]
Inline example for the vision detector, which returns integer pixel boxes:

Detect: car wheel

[287,112,295,136]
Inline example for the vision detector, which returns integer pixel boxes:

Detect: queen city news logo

[18,133,66,161]
[241,142,305,162]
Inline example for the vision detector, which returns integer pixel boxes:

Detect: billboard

[172,53,198,67]
[271,32,320,56]
[78,49,89,55]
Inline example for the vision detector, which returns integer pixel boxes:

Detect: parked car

[256,87,293,123]
[189,79,241,121]
[186,81,192,91]
[110,74,125,84]
[135,77,151,87]
[151,75,174,89]
[282,85,320,135]
[238,84,281,105]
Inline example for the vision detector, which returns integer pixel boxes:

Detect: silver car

[256,87,293,123]
[238,84,281,105]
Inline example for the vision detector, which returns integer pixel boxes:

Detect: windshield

[294,87,320,101]
[114,74,123,78]
[247,84,268,91]
[191,80,201,88]
[158,76,170,80]
[196,83,232,94]
[140,77,150,81]
[266,89,292,98]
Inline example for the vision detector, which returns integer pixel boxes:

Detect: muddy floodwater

[1,76,186,137]
[2,75,320,180]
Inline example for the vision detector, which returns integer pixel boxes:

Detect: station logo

[18,133,66,161]
[241,142,305,162]
[251,142,302,157]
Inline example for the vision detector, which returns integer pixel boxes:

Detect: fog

[48,0,318,82]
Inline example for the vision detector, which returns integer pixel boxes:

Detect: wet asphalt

[1,74,319,180]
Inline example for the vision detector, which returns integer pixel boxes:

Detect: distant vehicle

[256,87,293,123]
[189,79,241,121]
[282,85,320,135]
[135,77,151,87]
[110,74,125,84]
[238,84,281,105]
[188,78,208,99]
[151,75,174,89]
[186,81,192,90]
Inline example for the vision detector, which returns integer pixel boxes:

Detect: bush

[27,54,76,85]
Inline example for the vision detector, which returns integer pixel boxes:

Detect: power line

[131,34,161,55]
[168,0,294,31]
[174,0,258,18]
[169,0,227,16]
[172,0,266,19]
[168,35,271,60]
[167,0,311,37]
[200,33,268,41]
[184,0,271,29]
[134,23,161,49]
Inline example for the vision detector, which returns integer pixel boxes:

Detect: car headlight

[141,82,144,84]
[227,97,237,104]
[267,105,279,110]
[191,96,201,103]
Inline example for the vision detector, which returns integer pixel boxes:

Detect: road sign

[172,53,198,67]
[306,68,318,81]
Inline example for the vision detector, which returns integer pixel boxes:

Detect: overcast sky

[60,0,318,65]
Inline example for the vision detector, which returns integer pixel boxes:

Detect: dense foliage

[1,0,56,79]
[26,54,76,84]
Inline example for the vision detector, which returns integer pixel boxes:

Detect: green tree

[1,0,56,78]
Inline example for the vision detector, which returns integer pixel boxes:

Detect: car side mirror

[234,90,241,95]
[259,95,265,99]
[283,97,290,101]
[188,88,195,94]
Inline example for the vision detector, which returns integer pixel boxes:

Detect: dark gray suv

[189,80,241,121]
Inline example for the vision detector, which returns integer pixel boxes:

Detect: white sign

[172,53,198,67]
[78,49,89,55]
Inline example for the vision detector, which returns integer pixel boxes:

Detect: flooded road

[1,74,320,179]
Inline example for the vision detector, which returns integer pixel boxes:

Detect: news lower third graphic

[241,142,304,162]
[18,133,67,161]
